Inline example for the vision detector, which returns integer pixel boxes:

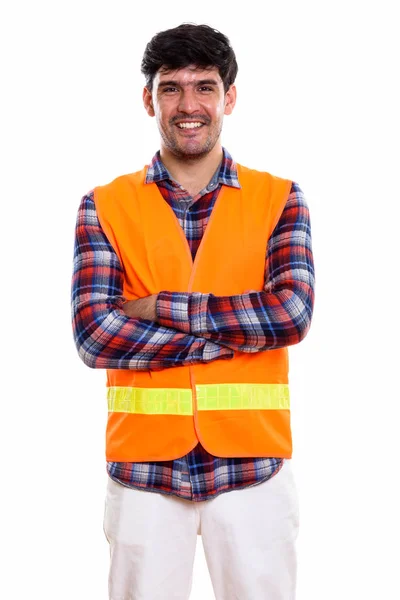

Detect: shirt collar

[145,147,241,189]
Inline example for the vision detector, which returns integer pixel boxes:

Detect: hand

[122,295,158,321]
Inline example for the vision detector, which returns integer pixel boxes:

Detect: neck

[160,143,223,196]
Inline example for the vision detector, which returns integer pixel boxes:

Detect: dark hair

[141,23,238,93]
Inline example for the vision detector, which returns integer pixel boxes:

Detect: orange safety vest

[94,164,293,462]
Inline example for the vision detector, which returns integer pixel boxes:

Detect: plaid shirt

[71,148,315,501]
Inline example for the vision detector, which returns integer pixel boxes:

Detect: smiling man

[147,65,234,160]
[71,23,315,600]
[143,61,236,198]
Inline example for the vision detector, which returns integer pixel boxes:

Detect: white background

[1,1,399,598]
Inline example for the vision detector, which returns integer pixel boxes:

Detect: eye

[162,87,178,94]
[198,86,213,92]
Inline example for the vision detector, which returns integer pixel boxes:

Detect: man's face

[143,65,236,159]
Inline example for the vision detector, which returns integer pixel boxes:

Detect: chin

[171,139,216,159]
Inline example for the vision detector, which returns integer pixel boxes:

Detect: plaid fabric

[71,148,315,501]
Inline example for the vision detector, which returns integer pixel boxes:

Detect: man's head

[141,24,238,159]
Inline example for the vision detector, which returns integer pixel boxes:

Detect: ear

[143,87,155,117]
[224,84,237,116]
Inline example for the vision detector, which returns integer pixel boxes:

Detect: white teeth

[177,122,203,129]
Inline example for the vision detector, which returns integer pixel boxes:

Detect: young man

[71,23,315,600]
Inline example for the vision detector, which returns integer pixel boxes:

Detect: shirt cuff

[114,295,127,309]
[156,291,191,333]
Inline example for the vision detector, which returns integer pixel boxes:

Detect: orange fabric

[94,163,293,461]
[106,413,198,462]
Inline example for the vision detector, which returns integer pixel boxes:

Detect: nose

[177,87,200,114]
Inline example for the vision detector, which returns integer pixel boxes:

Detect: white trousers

[103,458,299,600]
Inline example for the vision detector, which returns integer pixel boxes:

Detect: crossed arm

[71,184,315,370]
[71,192,234,370]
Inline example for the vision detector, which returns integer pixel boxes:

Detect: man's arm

[71,192,234,370]
[156,182,315,353]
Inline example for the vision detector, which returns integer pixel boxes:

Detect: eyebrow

[158,79,219,88]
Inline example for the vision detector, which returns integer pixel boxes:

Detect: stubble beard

[161,121,223,161]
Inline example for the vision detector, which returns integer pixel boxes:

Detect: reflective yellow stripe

[196,383,290,410]
[107,384,290,414]
[107,387,193,415]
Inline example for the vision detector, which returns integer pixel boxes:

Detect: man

[71,23,315,600]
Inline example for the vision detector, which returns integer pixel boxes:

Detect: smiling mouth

[175,122,205,130]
